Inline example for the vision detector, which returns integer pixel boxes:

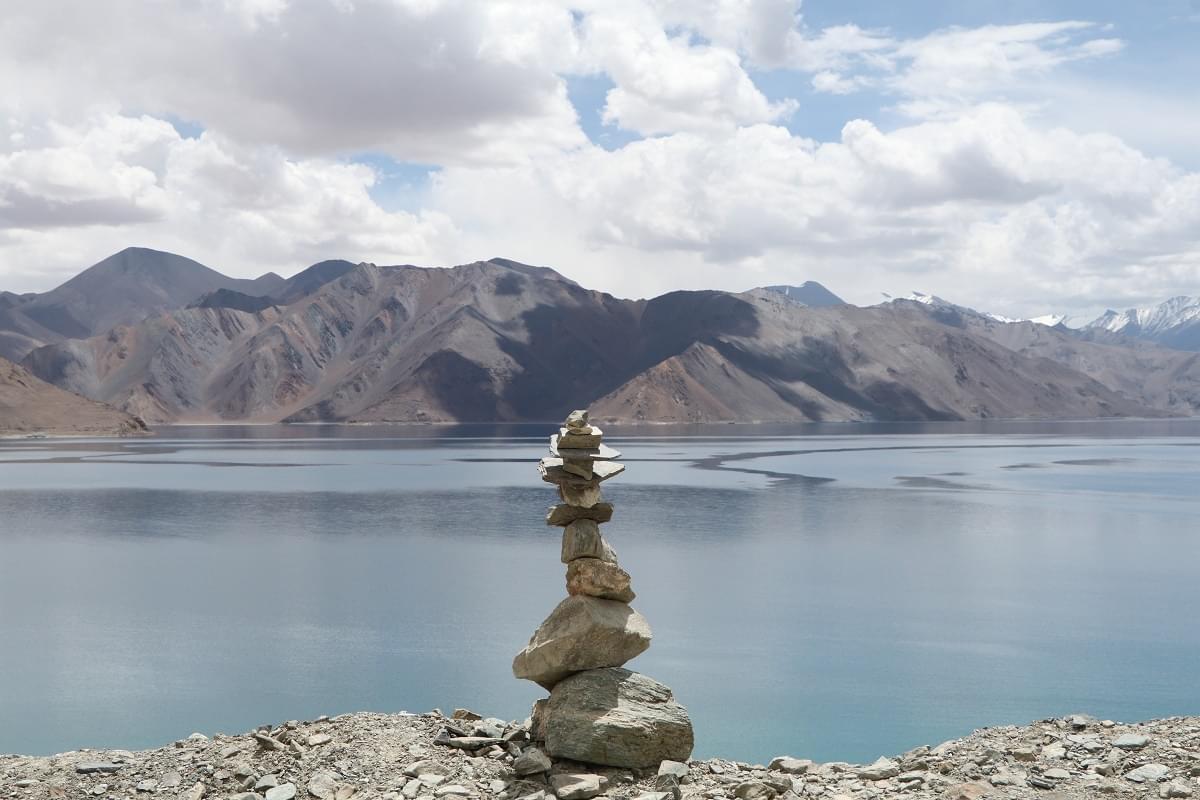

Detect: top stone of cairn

[558,412,603,449]
[565,409,591,432]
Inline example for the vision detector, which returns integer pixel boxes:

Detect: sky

[1,0,1199,321]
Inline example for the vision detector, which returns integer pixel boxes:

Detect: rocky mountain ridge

[6,249,1200,425]
[1085,296,1200,351]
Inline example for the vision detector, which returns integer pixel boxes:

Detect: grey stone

[1113,733,1151,750]
[542,667,694,769]
[558,482,604,509]
[733,782,776,800]
[1042,743,1066,759]
[135,780,158,792]
[404,761,450,778]
[556,427,603,449]
[539,458,624,486]
[254,733,287,751]
[562,458,593,480]
[231,794,262,800]
[307,733,332,746]
[855,757,899,781]
[549,774,602,800]
[1011,747,1036,762]
[561,520,617,564]
[1125,764,1169,783]
[265,785,298,800]
[530,698,548,742]
[546,503,614,527]
[655,774,681,800]
[512,596,651,689]
[512,747,552,775]
[550,435,620,461]
[658,760,690,781]
[768,757,812,775]
[257,775,280,790]
[433,786,471,797]
[566,557,635,602]
[473,718,506,739]
[1161,780,1194,798]
[565,410,590,430]
[440,736,503,750]
[76,762,122,774]
[308,770,340,799]
[1044,768,1071,780]
[181,783,206,800]
[162,771,183,788]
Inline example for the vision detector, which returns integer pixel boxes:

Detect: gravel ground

[3,710,1198,800]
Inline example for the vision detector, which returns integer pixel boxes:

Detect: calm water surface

[1,420,1199,763]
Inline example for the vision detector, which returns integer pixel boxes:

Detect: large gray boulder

[543,668,694,768]
[512,597,651,689]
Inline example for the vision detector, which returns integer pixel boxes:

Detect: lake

[1,420,1199,764]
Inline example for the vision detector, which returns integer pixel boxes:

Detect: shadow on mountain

[496,289,760,420]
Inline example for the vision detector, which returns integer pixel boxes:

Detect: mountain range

[1,247,1198,427]
[1083,296,1200,351]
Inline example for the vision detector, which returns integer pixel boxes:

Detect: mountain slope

[24,258,1189,425]
[760,282,845,307]
[16,247,285,339]
[594,291,1151,422]
[1086,297,1200,351]
[0,356,147,436]
[944,311,1200,416]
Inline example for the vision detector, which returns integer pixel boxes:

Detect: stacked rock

[512,410,694,770]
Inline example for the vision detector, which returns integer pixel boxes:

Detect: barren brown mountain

[0,356,147,436]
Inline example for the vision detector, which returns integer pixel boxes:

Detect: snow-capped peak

[1088,296,1200,334]
[881,292,1066,326]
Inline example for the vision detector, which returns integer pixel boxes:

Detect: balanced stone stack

[512,410,694,769]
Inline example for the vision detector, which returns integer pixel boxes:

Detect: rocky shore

[3,711,1198,800]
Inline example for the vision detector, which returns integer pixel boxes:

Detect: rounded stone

[543,667,694,769]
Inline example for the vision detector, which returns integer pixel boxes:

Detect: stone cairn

[512,409,694,770]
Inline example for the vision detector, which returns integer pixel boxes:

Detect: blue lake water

[1,420,1199,763]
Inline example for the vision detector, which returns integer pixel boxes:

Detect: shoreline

[3,711,1196,799]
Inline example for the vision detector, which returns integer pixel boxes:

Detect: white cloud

[431,104,1200,316]
[0,0,587,166]
[0,114,455,289]
[0,0,1196,324]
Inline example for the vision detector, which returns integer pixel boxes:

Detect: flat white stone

[550,435,620,460]
[539,458,625,486]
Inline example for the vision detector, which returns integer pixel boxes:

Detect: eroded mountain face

[0,356,147,436]
[18,256,1199,424]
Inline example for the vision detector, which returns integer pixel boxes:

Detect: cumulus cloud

[0,0,1196,321]
[0,113,455,289]
[431,104,1200,316]
[0,0,586,165]
[580,6,796,134]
